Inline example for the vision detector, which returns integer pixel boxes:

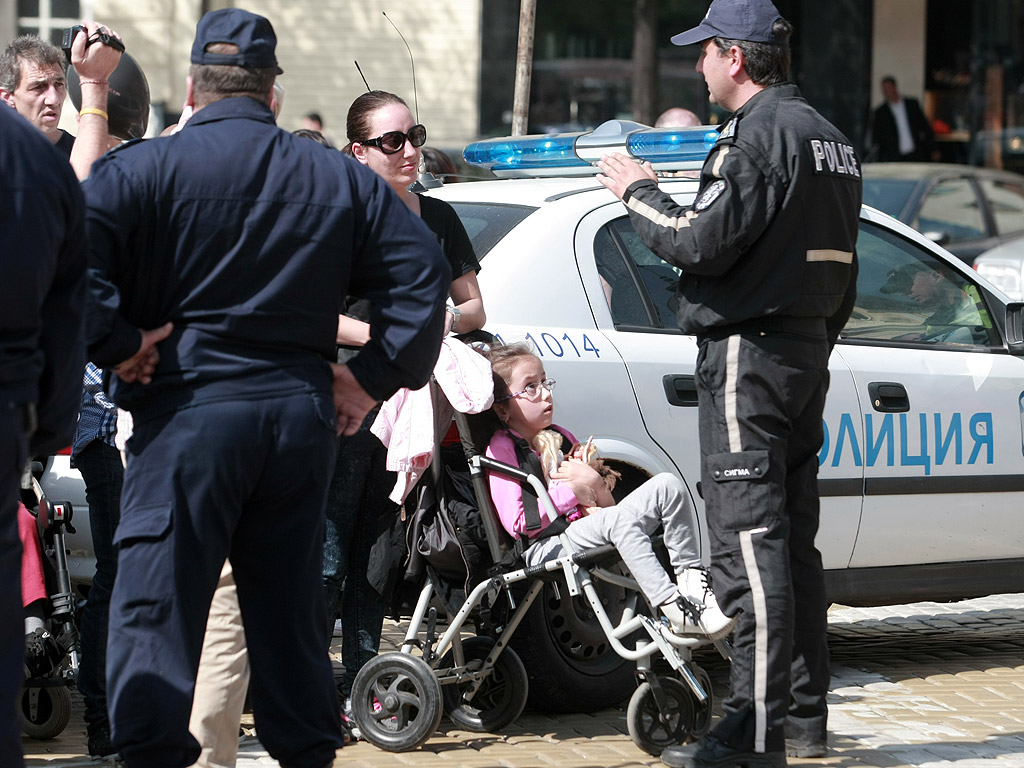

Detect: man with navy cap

[598,1,861,766]
[83,8,448,768]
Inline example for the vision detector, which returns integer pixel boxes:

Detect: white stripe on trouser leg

[740,527,770,753]
[725,336,742,453]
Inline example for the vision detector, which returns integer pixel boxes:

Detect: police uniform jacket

[83,97,449,418]
[0,106,87,454]
[620,83,861,345]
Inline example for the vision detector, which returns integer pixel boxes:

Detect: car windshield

[449,202,536,260]
[862,178,918,217]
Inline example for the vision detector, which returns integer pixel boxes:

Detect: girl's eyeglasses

[361,124,427,155]
[499,379,556,402]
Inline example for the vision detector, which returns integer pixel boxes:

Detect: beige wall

[53,0,480,145]
[871,0,927,105]
[247,0,481,146]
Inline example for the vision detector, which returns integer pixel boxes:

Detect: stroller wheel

[351,653,443,752]
[690,664,714,739]
[440,637,528,733]
[21,684,72,740]
[627,677,697,757]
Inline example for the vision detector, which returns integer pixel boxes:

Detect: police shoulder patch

[717,118,737,143]
[695,179,726,211]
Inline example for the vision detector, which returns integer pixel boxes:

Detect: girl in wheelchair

[481,342,734,640]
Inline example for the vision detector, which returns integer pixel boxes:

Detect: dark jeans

[74,439,123,734]
[322,409,396,697]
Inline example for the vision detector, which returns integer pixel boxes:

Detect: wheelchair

[350,401,730,757]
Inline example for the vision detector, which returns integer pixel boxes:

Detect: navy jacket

[83,97,449,417]
[0,105,87,454]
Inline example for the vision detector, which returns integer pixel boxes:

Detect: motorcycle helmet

[67,51,150,140]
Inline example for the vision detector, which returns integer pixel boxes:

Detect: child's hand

[551,457,603,486]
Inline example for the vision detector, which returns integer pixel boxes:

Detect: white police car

[419,122,1024,711]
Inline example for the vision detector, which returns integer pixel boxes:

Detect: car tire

[508,465,651,713]
[508,574,636,713]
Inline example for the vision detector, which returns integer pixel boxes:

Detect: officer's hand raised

[596,153,658,200]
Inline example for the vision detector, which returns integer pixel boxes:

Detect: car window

[978,177,1024,236]
[914,177,986,242]
[843,221,1000,348]
[448,202,536,259]
[594,218,682,330]
[862,177,917,218]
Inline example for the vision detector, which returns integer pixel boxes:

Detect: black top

[55,129,75,158]
[0,107,87,454]
[339,192,480,362]
[83,96,450,415]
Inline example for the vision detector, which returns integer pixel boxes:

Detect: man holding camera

[0,20,124,180]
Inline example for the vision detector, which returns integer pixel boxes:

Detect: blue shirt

[82,97,449,418]
[70,363,117,461]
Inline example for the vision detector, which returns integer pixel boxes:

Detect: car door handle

[663,375,699,407]
[868,381,910,413]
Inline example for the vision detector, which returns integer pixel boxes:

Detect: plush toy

[534,431,621,493]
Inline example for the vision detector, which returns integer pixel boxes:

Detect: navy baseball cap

[671,0,785,46]
[191,8,283,74]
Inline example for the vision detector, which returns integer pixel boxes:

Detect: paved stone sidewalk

[23,593,1024,767]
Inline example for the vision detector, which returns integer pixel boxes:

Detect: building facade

[3,0,1024,169]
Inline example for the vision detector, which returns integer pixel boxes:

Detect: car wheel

[508,564,636,712]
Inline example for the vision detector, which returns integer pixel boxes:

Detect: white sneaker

[673,567,736,640]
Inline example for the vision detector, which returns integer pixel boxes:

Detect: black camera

[61,25,125,63]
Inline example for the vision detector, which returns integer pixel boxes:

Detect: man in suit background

[868,75,935,162]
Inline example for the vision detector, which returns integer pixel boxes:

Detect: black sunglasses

[362,124,427,155]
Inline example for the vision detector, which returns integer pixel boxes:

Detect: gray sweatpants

[522,473,701,607]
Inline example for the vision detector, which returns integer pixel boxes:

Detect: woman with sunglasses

[323,90,486,738]
[345,89,484,338]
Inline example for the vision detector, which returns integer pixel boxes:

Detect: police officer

[597,1,861,766]
[0,106,87,768]
[83,9,449,768]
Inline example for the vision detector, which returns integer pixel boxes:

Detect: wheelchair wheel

[441,637,529,732]
[690,664,714,739]
[351,653,443,752]
[627,677,697,757]
[21,684,72,740]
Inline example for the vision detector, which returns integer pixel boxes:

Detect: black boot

[661,734,787,768]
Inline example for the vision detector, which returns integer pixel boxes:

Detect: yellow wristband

[79,107,109,120]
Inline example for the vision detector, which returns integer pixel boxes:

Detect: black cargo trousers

[694,318,831,755]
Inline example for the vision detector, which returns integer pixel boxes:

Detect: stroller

[350,381,729,757]
[19,459,80,740]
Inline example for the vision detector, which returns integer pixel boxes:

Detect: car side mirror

[923,230,951,246]
[1004,301,1024,355]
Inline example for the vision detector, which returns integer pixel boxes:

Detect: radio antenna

[353,60,372,92]
[382,11,418,122]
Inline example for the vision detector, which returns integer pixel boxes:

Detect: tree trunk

[632,0,658,125]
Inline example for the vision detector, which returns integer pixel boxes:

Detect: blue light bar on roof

[462,133,589,177]
[463,120,720,178]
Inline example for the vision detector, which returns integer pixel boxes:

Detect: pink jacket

[486,426,582,539]
[371,338,494,503]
